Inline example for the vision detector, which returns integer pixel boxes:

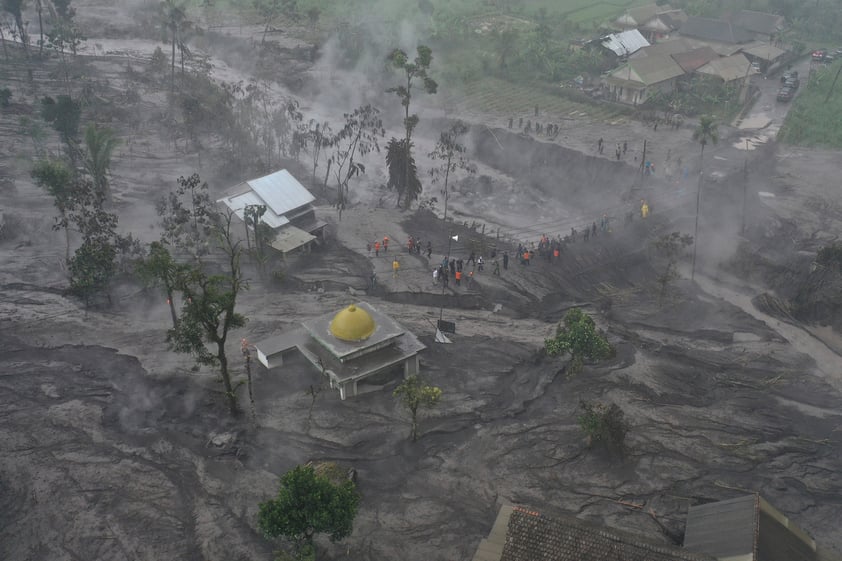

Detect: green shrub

[578,400,628,455]
[545,308,614,375]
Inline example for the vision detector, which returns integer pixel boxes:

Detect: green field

[778,62,842,149]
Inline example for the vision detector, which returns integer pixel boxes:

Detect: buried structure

[254,302,425,399]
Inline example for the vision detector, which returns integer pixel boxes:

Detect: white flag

[451,234,459,241]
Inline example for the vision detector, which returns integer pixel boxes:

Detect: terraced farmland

[440,76,631,124]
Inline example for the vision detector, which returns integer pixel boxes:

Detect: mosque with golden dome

[254,301,425,399]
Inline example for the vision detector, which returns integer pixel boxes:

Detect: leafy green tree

[578,400,629,456]
[258,464,359,558]
[161,174,248,416]
[393,375,442,441]
[387,46,437,213]
[83,123,120,201]
[690,115,718,280]
[491,28,519,70]
[40,94,81,158]
[652,232,694,301]
[31,158,74,262]
[545,308,614,375]
[428,120,473,221]
[385,137,421,209]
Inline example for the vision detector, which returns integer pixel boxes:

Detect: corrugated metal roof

[631,38,694,59]
[697,53,751,81]
[731,10,784,35]
[219,191,290,229]
[684,495,759,560]
[601,29,651,56]
[247,169,315,217]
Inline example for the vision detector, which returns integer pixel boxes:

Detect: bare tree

[428,120,474,220]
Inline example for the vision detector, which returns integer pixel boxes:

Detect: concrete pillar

[339,383,346,400]
[352,380,358,397]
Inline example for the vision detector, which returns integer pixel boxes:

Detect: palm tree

[690,115,719,280]
[160,0,188,94]
[83,123,120,202]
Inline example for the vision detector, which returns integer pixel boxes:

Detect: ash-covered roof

[671,46,719,72]
[731,10,785,35]
[609,54,685,86]
[680,16,753,44]
[498,507,714,561]
[696,53,751,82]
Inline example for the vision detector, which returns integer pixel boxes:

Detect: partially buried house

[253,301,425,400]
[216,169,326,257]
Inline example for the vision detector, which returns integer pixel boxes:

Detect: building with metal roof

[217,169,325,255]
[600,29,650,57]
[473,505,715,561]
[684,494,842,561]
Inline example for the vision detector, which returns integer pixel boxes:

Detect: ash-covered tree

[253,0,297,43]
[31,158,74,262]
[160,174,249,416]
[1,0,28,58]
[428,120,474,220]
[327,104,383,219]
[65,178,121,305]
[393,375,442,441]
[82,123,120,201]
[387,46,437,212]
[159,0,189,94]
[385,137,421,209]
[652,232,693,302]
[578,400,629,457]
[306,119,332,186]
[136,241,185,329]
[40,94,81,160]
[545,308,614,376]
[258,464,359,559]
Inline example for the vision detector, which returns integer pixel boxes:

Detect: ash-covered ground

[1,3,842,561]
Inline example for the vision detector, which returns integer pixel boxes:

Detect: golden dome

[329,304,376,342]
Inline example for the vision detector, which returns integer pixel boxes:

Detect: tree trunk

[171,33,176,95]
[36,0,44,57]
[166,286,178,329]
[0,25,8,60]
[217,343,238,415]
[442,153,452,222]
[691,143,705,281]
[410,407,418,441]
[404,77,412,213]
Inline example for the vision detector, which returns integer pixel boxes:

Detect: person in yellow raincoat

[392,257,400,278]
[641,199,650,218]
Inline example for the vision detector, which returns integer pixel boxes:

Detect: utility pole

[742,139,749,235]
[438,231,455,322]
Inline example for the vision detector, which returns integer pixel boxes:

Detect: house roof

[630,38,694,59]
[615,3,661,28]
[496,506,715,561]
[696,53,751,81]
[684,494,835,561]
[680,16,753,44]
[601,29,651,56]
[731,10,784,35]
[659,9,688,30]
[671,46,719,72]
[609,54,685,86]
[217,169,315,229]
[741,42,786,61]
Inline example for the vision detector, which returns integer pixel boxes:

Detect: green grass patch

[778,62,842,149]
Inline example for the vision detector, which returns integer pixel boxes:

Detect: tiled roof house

[473,505,715,561]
